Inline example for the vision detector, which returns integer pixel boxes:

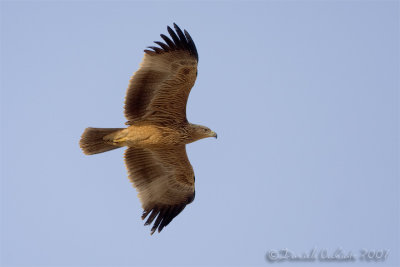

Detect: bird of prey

[79,24,217,235]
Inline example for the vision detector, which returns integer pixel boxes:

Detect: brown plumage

[79,23,216,235]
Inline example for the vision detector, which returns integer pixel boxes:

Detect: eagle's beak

[211,131,217,139]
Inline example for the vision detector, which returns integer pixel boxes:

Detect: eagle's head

[188,124,217,142]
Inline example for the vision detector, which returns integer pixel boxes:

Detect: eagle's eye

[203,128,208,132]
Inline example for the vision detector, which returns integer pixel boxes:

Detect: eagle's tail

[79,127,124,155]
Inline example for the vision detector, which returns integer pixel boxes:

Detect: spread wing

[124,145,195,234]
[124,23,198,126]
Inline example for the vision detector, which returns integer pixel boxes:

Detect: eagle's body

[106,124,182,147]
[103,122,207,147]
[79,24,216,235]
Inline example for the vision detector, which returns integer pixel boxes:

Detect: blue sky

[1,1,398,266]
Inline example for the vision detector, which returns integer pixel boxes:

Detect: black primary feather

[167,26,182,48]
[184,29,198,61]
[154,41,169,51]
[160,34,176,49]
[147,46,162,53]
[173,23,188,44]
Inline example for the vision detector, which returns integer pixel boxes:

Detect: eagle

[79,24,217,235]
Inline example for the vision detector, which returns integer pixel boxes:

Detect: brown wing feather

[124,23,198,126]
[124,145,195,234]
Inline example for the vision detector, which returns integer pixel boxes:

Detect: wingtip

[141,210,150,220]
[150,225,158,235]
[144,23,198,61]
[173,23,182,33]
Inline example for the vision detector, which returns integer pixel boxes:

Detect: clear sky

[1,1,398,266]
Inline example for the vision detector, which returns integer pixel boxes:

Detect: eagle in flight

[79,24,217,235]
